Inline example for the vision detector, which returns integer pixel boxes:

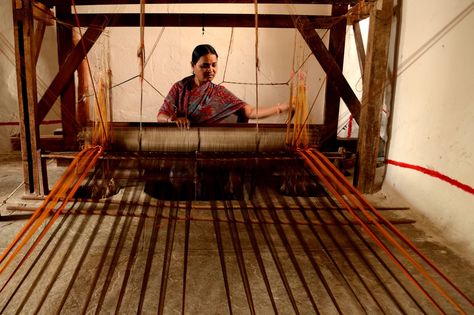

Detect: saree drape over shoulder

[158,75,246,123]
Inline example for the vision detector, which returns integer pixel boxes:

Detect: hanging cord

[254,0,260,151]
[0,182,25,213]
[144,27,165,67]
[220,27,234,85]
[287,28,330,149]
[137,0,146,152]
[70,0,107,142]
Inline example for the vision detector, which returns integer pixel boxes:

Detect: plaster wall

[384,1,474,256]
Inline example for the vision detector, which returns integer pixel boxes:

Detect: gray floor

[0,154,473,314]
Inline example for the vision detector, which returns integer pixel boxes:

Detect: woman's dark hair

[191,44,218,66]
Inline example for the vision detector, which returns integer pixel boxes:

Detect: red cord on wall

[386,159,474,196]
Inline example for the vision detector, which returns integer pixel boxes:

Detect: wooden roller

[102,123,292,152]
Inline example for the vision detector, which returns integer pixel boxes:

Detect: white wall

[0,0,20,154]
[384,1,474,256]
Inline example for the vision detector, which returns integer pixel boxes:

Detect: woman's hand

[276,102,290,114]
[174,117,190,129]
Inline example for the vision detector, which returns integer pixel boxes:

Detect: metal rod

[238,200,279,313]
[224,201,256,315]
[250,200,300,314]
[258,185,320,314]
[157,204,178,315]
[181,201,192,314]
[115,195,151,314]
[136,200,165,314]
[211,200,234,314]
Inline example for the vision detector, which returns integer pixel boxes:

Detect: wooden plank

[73,31,91,127]
[41,0,363,6]
[32,1,54,64]
[61,13,342,29]
[352,21,365,74]
[33,21,46,65]
[37,15,108,123]
[356,0,394,193]
[322,4,347,148]
[11,135,64,152]
[295,15,361,123]
[12,0,42,194]
[56,6,77,150]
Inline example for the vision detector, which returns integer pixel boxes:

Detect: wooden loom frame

[11,0,394,195]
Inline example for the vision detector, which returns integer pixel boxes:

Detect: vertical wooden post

[12,0,42,194]
[322,4,348,149]
[56,5,78,150]
[74,30,91,127]
[356,0,394,193]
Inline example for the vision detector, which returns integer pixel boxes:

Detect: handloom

[1,0,473,313]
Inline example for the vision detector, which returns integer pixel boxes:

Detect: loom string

[181,201,192,315]
[259,185,320,313]
[312,149,474,307]
[114,194,151,314]
[211,200,234,315]
[219,27,234,85]
[93,180,143,315]
[299,149,446,313]
[224,201,256,315]
[54,198,114,314]
[0,146,103,290]
[283,3,365,147]
[275,192,343,314]
[0,147,92,270]
[238,200,279,313]
[254,0,260,151]
[285,29,297,145]
[249,201,300,314]
[138,0,146,152]
[136,201,165,314]
[308,174,428,313]
[302,149,468,313]
[71,0,107,139]
[291,197,375,314]
[157,204,178,315]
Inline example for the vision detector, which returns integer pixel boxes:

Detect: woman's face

[192,53,218,85]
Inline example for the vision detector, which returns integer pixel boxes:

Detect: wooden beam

[322,4,347,148]
[356,0,394,193]
[56,6,77,150]
[37,15,108,123]
[32,1,53,65]
[295,15,361,123]
[61,13,342,29]
[40,0,363,6]
[352,21,365,74]
[12,0,42,194]
[73,31,91,127]
[33,21,46,65]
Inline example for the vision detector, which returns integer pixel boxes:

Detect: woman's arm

[243,103,289,119]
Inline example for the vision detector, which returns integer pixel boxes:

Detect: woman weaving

[157,44,289,128]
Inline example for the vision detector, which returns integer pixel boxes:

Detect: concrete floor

[0,153,473,314]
